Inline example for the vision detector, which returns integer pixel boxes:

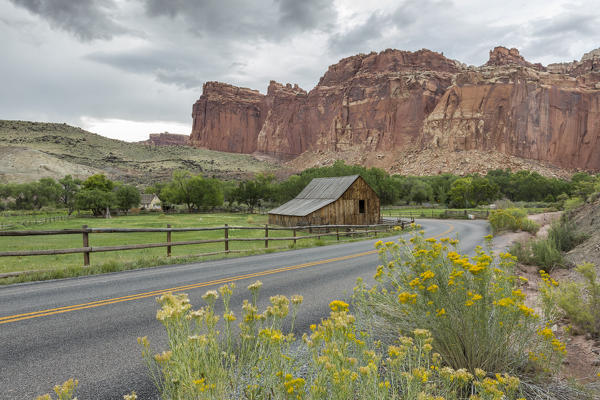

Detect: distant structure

[268,175,380,227]
[140,194,161,210]
[141,132,190,147]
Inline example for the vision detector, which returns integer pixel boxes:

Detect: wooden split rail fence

[0,221,408,267]
[0,215,75,230]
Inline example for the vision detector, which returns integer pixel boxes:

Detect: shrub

[140,280,533,399]
[520,218,540,234]
[541,263,600,337]
[354,234,565,376]
[35,378,78,400]
[563,196,584,211]
[488,208,538,234]
[547,216,588,252]
[511,217,588,271]
[530,238,564,271]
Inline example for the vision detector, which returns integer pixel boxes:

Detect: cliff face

[190,82,265,153]
[190,47,600,172]
[142,132,190,146]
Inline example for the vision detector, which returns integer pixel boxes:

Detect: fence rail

[0,221,408,267]
[0,215,76,230]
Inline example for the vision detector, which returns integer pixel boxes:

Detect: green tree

[34,177,62,208]
[82,174,114,192]
[232,174,274,212]
[9,183,37,210]
[75,174,116,216]
[471,176,499,205]
[187,176,224,210]
[59,175,81,214]
[408,179,433,205]
[75,188,116,217]
[115,184,141,215]
[448,177,474,208]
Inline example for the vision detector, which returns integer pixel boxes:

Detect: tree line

[220,161,598,209]
[1,161,598,214]
[0,175,140,216]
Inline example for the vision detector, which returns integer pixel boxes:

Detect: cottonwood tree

[115,184,141,215]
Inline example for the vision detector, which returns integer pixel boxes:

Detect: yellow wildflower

[427,284,439,293]
[420,270,435,280]
[329,300,349,312]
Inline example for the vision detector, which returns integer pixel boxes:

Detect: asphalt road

[0,219,490,399]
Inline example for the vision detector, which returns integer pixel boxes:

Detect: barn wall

[268,177,380,226]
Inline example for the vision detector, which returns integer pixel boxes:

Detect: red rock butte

[142,132,190,146]
[190,46,600,172]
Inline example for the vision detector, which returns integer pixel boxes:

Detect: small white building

[140,194,161,210]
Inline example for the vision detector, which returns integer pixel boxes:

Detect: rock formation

[190,46,600,173]
[142,132,190,146]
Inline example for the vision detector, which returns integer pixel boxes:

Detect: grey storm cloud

[2,0,600,141]
[9,0,128,41]
[327,0,520,65]
[533,12,598,37]
[85,46,234,89]
[143,0,336,39]
[522,12,600,60]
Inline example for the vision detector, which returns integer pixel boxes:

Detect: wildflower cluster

[34,378,78,400]
[139,281,307,399]
[137,276,534,400]
[356,231,565,376]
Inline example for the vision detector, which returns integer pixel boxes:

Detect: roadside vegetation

[509,216,588,271]
[488,208,540,234]
[540,264,600,338]
[38,232,598,400]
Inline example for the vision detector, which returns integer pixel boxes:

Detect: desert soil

[494,211,600,383]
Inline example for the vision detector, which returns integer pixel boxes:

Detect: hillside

[565,198,600,268]
[190,46,600,177]
[0,120,280,184]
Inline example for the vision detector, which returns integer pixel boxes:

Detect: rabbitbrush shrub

[139,280,533,399]
[354,233,565,377]
[488,208,539,234]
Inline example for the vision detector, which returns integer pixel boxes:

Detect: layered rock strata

[190,47,600,172]
[142,132,190,146]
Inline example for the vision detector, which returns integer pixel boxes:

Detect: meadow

[0,212,395,280]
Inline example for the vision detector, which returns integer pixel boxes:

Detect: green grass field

[0,213,395,281]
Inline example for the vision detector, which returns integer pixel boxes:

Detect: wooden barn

[268,175,380,227]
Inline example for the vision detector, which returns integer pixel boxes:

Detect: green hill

[0,120,279,184]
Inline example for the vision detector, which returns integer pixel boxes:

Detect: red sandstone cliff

[190,82,265,153]
[190,47,600,172]
[141,132,190,146]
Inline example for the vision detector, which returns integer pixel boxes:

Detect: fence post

[167,224,172,257]
[82,225,90,266]
[224,224,229,252]
[293,228,297,246]
[265,224,269,248]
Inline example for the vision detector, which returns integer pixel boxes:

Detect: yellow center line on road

[0,222,454,325]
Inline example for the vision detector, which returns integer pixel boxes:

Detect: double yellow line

[0,250,377,325]
[0,223,454,326]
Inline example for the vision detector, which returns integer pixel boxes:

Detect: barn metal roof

[268,175,360,216]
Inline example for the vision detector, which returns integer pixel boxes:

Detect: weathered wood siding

[269,177,380,226]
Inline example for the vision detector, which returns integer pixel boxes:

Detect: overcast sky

[1,0,599,141]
